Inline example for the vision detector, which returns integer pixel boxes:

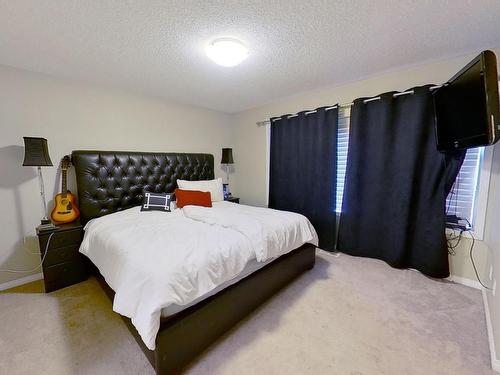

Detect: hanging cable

[0,232,54,274]
[463,219,492,290]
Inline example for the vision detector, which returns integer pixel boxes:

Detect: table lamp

[221,148,234,198]
[22,137,57,231]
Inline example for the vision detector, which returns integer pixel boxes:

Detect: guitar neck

[61,169,68,197]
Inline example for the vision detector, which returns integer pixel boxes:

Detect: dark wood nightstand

[225,197,240,203]
[37,221,87,293]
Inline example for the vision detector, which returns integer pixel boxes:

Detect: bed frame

[72,150,316,374]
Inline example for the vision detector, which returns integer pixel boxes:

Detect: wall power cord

[446,218,492,290]
[0,232,54,274]
[466,228,493,291]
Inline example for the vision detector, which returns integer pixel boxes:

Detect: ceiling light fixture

[206,38,248,67]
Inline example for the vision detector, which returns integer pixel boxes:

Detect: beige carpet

[0,251,494,375]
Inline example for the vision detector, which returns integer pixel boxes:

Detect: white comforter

[80,201,317,350]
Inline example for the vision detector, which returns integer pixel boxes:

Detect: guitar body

[51,191,80,224]
[51,155,80,224]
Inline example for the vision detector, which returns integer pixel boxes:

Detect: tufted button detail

[72,152,214,223]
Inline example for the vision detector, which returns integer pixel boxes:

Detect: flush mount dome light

[206,38,248,67]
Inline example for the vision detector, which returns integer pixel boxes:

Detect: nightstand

[225,197,240,203]
[37,221,87,293]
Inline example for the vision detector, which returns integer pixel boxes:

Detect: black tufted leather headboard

[71,150,214,224]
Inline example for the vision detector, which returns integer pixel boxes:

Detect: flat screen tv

[433,50,500,151]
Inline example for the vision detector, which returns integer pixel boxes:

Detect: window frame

[336,106,350,213]
[450,145,493,240]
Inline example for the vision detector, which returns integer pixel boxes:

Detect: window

[335,108,488,236]
[445,147,483,228]
[336,106,350,212]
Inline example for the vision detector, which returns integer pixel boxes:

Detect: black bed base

[95,243,316,374]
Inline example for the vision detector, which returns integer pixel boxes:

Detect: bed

[72,150,317,374]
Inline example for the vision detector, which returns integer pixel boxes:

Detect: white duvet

[80,201,317,350]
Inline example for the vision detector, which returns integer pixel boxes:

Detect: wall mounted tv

[433,50,500,151]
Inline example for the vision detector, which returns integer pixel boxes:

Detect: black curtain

[337,85,465,278]
[269,107,338,250]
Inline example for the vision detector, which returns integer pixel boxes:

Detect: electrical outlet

[490,265,494,281]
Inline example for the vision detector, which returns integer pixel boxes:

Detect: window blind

[445,147,483,227]
[335,107,482,229]
[336,106,350,212]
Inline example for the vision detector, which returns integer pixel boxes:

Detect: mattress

[80,201,318,349]
[160,257,275,317]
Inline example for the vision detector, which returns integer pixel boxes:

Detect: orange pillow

[175,189,212,208]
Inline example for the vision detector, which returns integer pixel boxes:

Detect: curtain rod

[256,84,443,126]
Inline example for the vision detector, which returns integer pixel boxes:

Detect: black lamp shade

[221,148,234,164]
[22,137,53,167]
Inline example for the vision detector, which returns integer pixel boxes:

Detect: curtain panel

[269,107,338,250]
[337,85,465,278]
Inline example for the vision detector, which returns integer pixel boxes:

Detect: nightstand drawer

[43,261,87,292]
[39,228,83,250]
[44,245,81,267]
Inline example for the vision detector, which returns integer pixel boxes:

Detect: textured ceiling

[1,1,499,113]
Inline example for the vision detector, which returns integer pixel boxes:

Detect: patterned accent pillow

[141,192,173,212]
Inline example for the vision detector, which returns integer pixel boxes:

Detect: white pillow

[177,178,224,202]
[170,200,178,210]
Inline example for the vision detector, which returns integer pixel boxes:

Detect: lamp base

[223,183,231,199]
[37,219,57,232]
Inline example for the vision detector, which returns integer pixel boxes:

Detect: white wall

[229,52,497,283]
[0,65,232,285]
[483,143,500,365]
[2,51,499,364]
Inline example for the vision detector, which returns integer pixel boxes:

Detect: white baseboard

[448,275,482,290]
[450,275,500,372]
[0,273,43,292]
[483,290,500,372]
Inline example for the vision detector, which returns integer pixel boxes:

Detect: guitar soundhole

[60,199,73,210]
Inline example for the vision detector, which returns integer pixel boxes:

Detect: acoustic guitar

[51,155,80,224]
